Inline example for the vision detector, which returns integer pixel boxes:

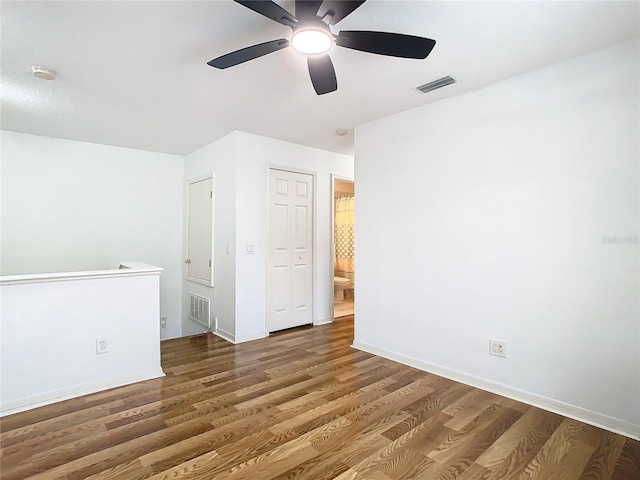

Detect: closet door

[186,176,213,286]
[266,169,314,333]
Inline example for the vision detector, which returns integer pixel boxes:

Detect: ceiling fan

[207,0,436,95]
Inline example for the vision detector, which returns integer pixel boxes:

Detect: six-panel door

[267,169,314,333]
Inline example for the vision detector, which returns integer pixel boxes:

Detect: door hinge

[210,191,213,199]
[184,259,191,264]
[209,259,212,267]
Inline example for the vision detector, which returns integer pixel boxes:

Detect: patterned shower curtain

[335,195,355,286]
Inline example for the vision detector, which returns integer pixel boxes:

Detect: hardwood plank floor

[334,300,354,318]
[1,316,638,479]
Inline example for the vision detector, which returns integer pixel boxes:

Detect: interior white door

[186,176,213,286]
[267,169,314,333]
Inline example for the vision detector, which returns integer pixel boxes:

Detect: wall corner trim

[351,340,640,441]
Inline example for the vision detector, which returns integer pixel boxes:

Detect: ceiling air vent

[417,76,456,94]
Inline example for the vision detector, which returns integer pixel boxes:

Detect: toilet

[334,276,351,301]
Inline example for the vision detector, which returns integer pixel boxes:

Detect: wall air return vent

[189,293,211,328]
[417,76,456,94]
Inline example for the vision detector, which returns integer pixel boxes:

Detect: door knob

[299,256,303,260]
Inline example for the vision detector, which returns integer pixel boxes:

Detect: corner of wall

[181,135,238,338]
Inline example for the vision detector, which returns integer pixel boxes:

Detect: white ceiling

[1,1,638,156]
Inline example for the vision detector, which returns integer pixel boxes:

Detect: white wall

[354,40,639,438]
[235,132,354,340]
[181,131,354,341]
[182,133,237,338]
[0,131,185,339]
[0,267,164,414]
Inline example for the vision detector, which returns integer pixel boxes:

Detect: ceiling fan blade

[307,54,337,95]
[234,0,297,26]
[295,0,323,20]
[317,1,366,25]
[208,39,290,69]
[336,30,436,59]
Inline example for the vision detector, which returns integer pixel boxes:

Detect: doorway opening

[332,176,354,319]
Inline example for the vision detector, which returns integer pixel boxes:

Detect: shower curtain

[335,195,355,287]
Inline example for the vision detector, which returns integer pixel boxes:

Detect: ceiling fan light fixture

[209,0,437,96]
[291,29,333,55]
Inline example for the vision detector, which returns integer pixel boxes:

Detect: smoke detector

[31,66,56,80]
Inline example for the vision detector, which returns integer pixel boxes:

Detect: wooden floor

[1,317,638,480]
[334,299,355,318]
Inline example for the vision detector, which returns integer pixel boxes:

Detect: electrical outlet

[489,339,506,358]
[160,316,167,328]
[96,338,108,354]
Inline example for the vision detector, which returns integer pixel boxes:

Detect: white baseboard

[314,316,334,326]
[351,340,639,440]
[0,368,165,417]
[213,327,266,344]
[160,334,183,341]
[214,327,235,343]
[235,331,267,344]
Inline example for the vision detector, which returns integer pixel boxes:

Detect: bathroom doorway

[332,176,355,319]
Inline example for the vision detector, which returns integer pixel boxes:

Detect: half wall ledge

[0,262,165,416]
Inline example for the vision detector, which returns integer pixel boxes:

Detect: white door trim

[266,165,318,331]
[330,174,354,319]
